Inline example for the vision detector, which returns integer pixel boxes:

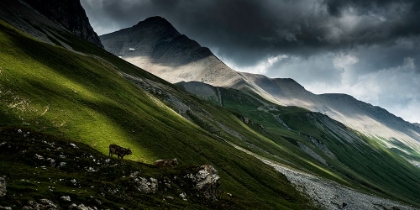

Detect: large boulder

[129,171,158,194]
[185,165,220,201]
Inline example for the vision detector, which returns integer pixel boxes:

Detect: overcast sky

[81,0,420,124]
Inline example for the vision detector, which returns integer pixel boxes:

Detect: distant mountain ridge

[100,16,420,149]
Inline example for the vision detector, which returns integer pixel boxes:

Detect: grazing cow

[109,144,132,159]
[153,158,179,167]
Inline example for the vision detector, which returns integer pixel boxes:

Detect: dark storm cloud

[82,0,420,67]
[324,0,420,38]
[323,0,415,16]
[81,0,420,122]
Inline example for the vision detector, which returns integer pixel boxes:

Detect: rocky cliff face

[23,0,103,48]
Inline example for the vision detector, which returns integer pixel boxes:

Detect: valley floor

[232,144,419,210]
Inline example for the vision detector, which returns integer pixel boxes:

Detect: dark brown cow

[153,158,178,167]
[109,144,132,159]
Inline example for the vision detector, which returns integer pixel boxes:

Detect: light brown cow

[153,158,179,167]
[109,144,132,159]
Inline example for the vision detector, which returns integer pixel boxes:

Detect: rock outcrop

[128,165,221,201]
[23,0,103,48]
[22,199,58,210]
[185,165,220,201]
[130,172,158,194]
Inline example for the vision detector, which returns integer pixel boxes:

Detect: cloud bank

[81,0,420,123]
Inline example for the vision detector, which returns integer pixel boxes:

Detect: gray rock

[179,193,187,201]
[23,199,58,210]
[0,206,12,210]
[68,203,96,210]
[60,195,71,202]
[0,177,6,197]
[69,143,78,149]
[129,172,158,194]
[68,204,78,209]
[39,199,57,208]
[185,165,220,201]
[165,196,174,200]
[77,204,88,210]
[47,158,56,167]
[34,154,44,160]
[138,177,158,194]
[86,167,96,172]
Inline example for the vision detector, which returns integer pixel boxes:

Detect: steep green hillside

[0,20,315,209]
[186,85,420,206]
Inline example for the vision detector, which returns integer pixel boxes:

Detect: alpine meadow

[1,0,420,209]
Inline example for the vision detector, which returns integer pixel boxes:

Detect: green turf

[204,86,420,207]
[0,19,317,209]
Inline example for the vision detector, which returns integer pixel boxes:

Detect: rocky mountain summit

[101,16,242,87]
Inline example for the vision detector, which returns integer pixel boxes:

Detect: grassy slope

[0,20,317,209]
[210,87,420,206]
[0,127,220,209]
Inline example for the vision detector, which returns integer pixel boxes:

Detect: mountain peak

[137,16,170,25]
[133,16,180,37]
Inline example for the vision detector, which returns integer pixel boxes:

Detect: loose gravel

[232,144,419,210]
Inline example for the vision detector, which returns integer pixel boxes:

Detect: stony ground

[261,158,417,210]
[232,144,419,210]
